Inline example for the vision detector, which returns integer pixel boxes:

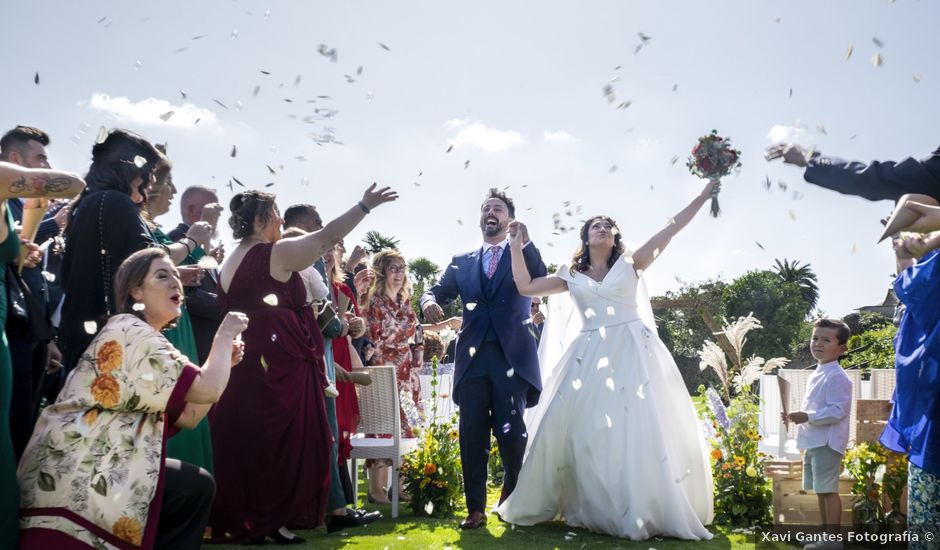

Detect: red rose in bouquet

[687,130,741,217]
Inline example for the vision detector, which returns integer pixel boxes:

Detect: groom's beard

[480,217,505,238]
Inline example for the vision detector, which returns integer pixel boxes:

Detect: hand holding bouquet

[687,130,741,217]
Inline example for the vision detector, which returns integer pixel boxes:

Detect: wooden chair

[349,366,418,518]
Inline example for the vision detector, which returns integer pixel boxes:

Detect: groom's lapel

[466,248,484,300]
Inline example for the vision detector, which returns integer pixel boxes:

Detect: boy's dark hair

[814,318,851,345]
[482,188,515,218]
[0,126,50,160]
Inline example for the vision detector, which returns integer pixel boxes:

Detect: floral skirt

[908,463,940,550]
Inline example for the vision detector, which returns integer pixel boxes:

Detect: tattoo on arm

[9,176,27,194]
[30,175,75,194]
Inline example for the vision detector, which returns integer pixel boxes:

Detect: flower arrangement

[844,442,888,501]
[687,130,741,217]
[699,385,772,526]
[844,442,889,528]
[697,313,785,526]
[401,356,463,517]
[882,452,909,510]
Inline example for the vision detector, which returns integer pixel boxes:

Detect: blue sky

[3,0,937,317]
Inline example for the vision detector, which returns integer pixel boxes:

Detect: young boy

[783,318,853,550]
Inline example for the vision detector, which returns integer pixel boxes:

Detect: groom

[421,188,546,529]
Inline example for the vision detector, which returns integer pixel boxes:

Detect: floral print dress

[367,293,421,437]
[17,314,198,549]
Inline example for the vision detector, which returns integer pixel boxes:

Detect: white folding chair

[349,366,418,518]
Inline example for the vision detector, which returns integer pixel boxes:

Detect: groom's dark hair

[482,188,515,217]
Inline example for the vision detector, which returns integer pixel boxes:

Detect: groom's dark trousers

[457,341,530,514]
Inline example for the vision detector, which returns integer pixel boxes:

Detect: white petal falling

[84,321,97,334]
[132,303,146,312]
[465,302,477,311]
[605,378,615,391]
[583,307,596,319]
[133,155,147,168]
[506,368,514,378]
[468,347,476,358]
[597,357,609,369]
[605,414,612,428]
[571,379,582,390]
[606,306,616,316]
[598,326,607,339]
[424,501,434,515]
[262,294,279,306]
[636,383,646,399]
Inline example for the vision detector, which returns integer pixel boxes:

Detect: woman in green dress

[0,161,85,548]
[144,159,215,472]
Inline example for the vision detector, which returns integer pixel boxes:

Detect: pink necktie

[486,245,502,278]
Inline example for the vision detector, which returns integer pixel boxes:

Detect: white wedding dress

[497,255,714,540]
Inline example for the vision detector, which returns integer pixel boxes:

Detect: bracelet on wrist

[357,201,371,214]
[178,239,193,256]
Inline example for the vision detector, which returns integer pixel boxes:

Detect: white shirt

[796,360,854,454]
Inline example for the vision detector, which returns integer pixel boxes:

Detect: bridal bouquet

[687,130,741,217]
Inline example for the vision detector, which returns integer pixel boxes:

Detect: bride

[496,180,718,540]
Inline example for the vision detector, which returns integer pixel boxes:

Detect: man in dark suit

[166,185,223,362]
[766,143,940,203]
[421,189,546,529]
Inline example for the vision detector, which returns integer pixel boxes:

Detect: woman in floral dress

[365,249,423,503]
[17,248,247,549]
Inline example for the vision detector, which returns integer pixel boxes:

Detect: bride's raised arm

[508,220,568,297]
[632,180,717,272]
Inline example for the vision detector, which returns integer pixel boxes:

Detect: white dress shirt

[796,360,854,454]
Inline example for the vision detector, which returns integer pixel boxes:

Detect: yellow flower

[734,456,746,467]
[96,340,123,374]
[112,516,143,545]
[746,466,758,477]
[90,375,121,408]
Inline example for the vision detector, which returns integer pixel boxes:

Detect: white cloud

[447,121,524,153]
[88,93,218,128]
[766,124,808,143]
[443,118,469,129]
[543,130,579,144]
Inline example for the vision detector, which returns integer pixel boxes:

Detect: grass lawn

[205,482,780,549]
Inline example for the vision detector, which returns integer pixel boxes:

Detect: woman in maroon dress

[209,185,397,544]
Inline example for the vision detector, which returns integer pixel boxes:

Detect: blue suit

[804,147,940,203]
[421,241,546,513]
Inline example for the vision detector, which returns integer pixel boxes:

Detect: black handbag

[6,265,55,342]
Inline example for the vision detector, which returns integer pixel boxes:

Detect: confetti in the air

[132,303,146,312]
[84,321,98,334]
[262,294,279,306]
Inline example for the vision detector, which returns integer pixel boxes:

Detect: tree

[362,230,399,254]
[652,278,728,357]
[772,258,819,314]
[722,270,807,360]
[408,257,441,318]
[408,257,440,287]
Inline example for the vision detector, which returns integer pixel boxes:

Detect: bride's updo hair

[229,190,277,239]
[571,215,625,274]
